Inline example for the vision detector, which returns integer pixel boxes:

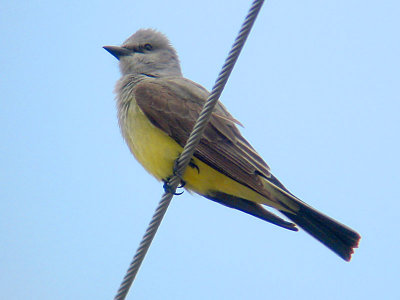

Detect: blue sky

[1,1,399,299]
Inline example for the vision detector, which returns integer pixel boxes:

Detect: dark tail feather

[205,192,298,231]
[281,201,361,261]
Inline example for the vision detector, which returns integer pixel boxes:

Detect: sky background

[1,1,399,299]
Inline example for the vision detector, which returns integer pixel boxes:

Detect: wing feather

[134,77,274,196]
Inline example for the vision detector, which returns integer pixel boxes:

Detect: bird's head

[104,28,182,78]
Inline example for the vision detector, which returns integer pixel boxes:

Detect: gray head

[104,29,182,78]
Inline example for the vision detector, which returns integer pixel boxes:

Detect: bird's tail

[280,198,360,261]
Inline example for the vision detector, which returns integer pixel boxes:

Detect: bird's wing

[134,77,292,199]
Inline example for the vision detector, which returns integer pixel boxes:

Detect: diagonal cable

[114,1,265,299]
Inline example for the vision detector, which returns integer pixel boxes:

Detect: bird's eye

[144,43,153,51]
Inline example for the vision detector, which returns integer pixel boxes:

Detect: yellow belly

[122,101,278,207]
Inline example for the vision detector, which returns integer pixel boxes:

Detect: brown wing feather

[134,77,273,197]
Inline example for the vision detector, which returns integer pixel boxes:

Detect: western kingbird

[104,29,360,261]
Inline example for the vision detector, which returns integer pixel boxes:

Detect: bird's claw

[163,178,185,195]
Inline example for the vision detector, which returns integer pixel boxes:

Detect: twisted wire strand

[176,0,264,171]
[114,1,264,299]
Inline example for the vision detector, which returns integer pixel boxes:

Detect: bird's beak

[103,45,132,60]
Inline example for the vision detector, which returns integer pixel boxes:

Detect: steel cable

[114,1,265,298]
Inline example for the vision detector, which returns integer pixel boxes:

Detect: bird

[104,28,360,261]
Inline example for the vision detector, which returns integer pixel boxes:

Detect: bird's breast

[120,99,181,181]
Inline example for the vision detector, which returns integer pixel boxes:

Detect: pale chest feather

[118,99,182,181]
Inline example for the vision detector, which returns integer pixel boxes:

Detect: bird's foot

[163,177,185,195]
